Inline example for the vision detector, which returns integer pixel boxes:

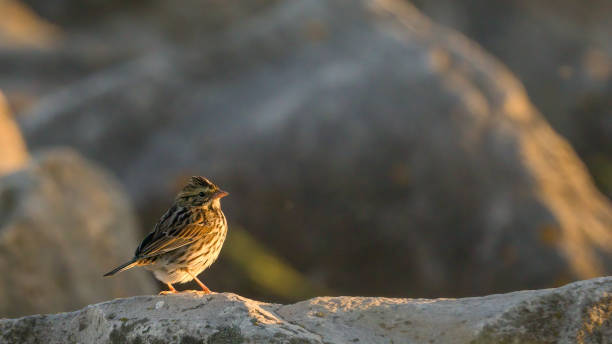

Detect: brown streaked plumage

[104,176,228,294]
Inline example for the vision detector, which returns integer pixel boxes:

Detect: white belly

[145,231,226,285]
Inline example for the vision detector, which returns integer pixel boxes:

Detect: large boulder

[1,277,611,343]
[19,0,279,34]
[16,0,612,299]
[0,92,28,176]
[0,0,59,48]
[0,149,156,318]
[411,0,612,197]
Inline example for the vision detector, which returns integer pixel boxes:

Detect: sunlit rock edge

[0,277,610,344]
[0,91,28,176]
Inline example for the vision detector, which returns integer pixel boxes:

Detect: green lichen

[471,293,570,344]
[288,339,317,344]
[108,318,149,344]
[206,326,244,344]
[1,316,44,344]
[181,335,204,344]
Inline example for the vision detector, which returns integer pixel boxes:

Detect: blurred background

[0,0,610,318]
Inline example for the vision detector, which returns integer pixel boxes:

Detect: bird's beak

[213,189,229,199]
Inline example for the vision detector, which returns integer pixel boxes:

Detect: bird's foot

[159,283,178,295]
[184,289,213,295]
[159,290,178,295]
[158,289,214,295]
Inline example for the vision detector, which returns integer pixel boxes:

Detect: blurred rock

[20,0,278,34]
[18,0,142,26]
[0,0,59,48]
[1,277,611,343]
[0,91,28,176]
[0,148,156,318]
[0,0,279,114]
[0,45,141,115]
[411,0,612,197]
[18,0,612,299]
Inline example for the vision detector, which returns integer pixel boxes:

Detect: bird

[104,176,229,294]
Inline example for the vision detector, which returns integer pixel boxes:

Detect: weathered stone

[0,148,156,318]
[0,91,28,176]
[1,277,611,343]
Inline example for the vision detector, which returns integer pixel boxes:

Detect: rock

[0,91,28,176]
[411,0,612,197]
[20,0,279,34]
[16,0,612,299]
[0,0,59,48]
[17,0,139,26]
[1,277,611,343]
[0,148,156,318]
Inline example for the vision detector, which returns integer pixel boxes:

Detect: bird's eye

[199,192,205,197]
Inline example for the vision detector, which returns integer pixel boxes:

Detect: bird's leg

[159,283,177,295]
[188,271,212,294]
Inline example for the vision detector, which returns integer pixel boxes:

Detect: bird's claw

[183,289,212,294]
[159,290,177,295]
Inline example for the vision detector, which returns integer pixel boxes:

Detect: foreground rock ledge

[1,277,611,344]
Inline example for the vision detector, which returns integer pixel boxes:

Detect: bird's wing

[135,206,215,258]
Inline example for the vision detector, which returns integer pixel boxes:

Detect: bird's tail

[104,259,139,276]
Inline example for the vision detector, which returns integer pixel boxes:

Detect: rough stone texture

[0,91,28,176]
[1,277,611,344]
[0,148,156,318]
[14,0,612,299]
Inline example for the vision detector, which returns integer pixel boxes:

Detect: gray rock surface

[0,92,28,176]
[0,148,156,318]
[1,277,611,344]
[14,0,612,299]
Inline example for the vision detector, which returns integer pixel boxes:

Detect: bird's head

[175,176,228,207]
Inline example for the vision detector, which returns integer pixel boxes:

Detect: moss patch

[181,335,204,344]
[1,316,46,344]
[108,318,150,344]
[471,293,571,344]
[206,326,244,344]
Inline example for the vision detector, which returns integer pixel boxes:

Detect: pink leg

[188,271,212,294]
[159,283,177,295]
